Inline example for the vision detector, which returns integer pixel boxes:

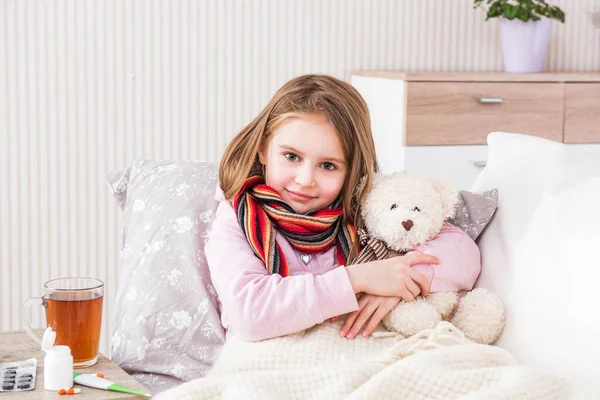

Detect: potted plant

[474,0,565,73]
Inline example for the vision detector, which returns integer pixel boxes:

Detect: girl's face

[259,114,347,214]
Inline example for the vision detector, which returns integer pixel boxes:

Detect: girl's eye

[321,162,336,171]
[285,153,300,162]
[412,206,421,212]
[390,204,397,210]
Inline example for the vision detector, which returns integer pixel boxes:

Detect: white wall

[1,0,599,356]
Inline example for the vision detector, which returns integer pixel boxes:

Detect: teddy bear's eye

[412,206,421,212]
[390,204,398,210]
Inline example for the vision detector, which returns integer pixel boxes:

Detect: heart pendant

[300,253,312,265]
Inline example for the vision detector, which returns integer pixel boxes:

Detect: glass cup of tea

[21,277,104,368]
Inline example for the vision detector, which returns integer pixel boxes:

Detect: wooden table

[0,330,151,399]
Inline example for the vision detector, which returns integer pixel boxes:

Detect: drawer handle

[478,97,503,104]
[473,161,487,168]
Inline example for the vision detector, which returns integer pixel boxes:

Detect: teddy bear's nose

[402,220,414,231]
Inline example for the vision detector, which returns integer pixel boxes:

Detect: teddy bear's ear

[433,180,459,219]
[371,173,387,187]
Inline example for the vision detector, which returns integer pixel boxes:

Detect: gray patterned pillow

[106,160,226,393]
[448,189,499,241]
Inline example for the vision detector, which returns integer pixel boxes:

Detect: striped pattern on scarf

[233,175,357,277]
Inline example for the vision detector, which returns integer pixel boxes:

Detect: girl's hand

[346,253,437,298]
[339,294,401,339]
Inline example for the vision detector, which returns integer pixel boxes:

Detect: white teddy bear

[355,171,505,345]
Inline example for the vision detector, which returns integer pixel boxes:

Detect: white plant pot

[500,17,552,73]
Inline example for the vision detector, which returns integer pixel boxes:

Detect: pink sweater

[205,195,481,342]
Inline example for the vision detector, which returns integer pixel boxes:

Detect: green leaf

[473,0,565,23]
[517,8,530,22]
[552,7,566,23]
[504,4,520,20]
[488,4,498,17]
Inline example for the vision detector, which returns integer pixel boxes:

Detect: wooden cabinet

[405,81,564,145]
[350,71,600,189]
[564,83,600,144]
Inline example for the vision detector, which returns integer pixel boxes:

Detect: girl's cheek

[322,173,345,192]
[278,162,295,176]
[270,162,294,183]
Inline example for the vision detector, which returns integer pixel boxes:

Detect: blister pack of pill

[0,358,37,392]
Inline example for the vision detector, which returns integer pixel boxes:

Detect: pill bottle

[41,327,73,391]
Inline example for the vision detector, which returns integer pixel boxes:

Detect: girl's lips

[286,189,316,201]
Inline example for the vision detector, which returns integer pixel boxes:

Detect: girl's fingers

[340,310,359,337]
[405,278,421,298]
[340,295,370,336]
[347,301,379,339]
[357,294,370,308]
[410,270,431,296]
[362,306,391,337]
[398,287,415,302]
[403,253,439,266]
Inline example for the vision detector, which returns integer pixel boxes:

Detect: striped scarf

[352,228,394,265]
[233,175,357,277]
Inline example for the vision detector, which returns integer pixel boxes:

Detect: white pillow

[472,132,600,398]
[106,160,226,393]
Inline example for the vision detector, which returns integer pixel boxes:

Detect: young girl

[205,74,480,342]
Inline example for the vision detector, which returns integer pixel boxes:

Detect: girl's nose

[294,167,315,187]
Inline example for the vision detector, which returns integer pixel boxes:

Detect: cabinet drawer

[404,145,489,191]
[564,83,600,144]
[405,82,564,145]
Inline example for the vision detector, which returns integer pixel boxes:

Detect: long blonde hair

[220,74,379,256]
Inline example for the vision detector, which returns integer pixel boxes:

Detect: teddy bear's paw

[425,291,460,320]
[383,300,441,337]
[450,288,506,345]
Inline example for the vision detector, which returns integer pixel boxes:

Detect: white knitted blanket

[154,321,569,400]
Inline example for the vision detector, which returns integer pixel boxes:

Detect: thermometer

[72,372,151,397]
